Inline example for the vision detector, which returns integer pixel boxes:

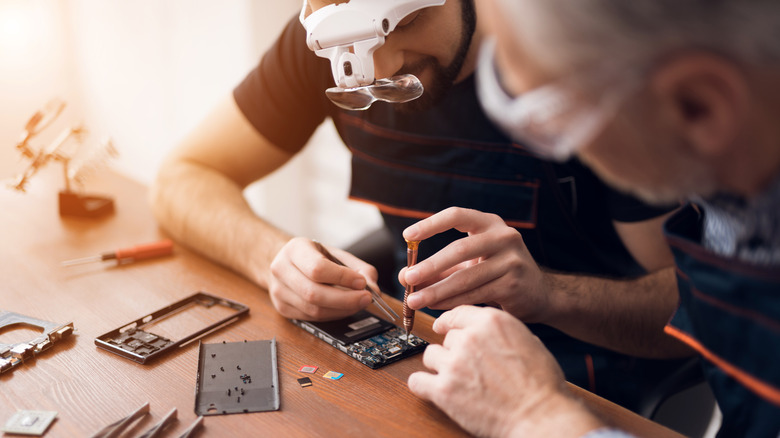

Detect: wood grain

[0,167,682,438]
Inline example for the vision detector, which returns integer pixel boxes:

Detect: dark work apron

[329,76,689,412]
[664,204,780,437]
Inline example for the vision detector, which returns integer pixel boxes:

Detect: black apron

[665,204,780,437]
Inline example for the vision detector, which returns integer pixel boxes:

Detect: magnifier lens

[326,87,376,110]
[326,74,424,110]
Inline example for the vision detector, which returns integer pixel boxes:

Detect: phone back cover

[195,339,279,415]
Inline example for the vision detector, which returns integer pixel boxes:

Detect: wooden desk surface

[0,168,682,437]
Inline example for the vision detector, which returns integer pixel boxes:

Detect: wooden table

[0,168,683,437]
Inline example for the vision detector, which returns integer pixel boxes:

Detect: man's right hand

[407,305,605,437]
[269,237,377,320]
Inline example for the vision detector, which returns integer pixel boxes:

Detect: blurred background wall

[0,0,382,247]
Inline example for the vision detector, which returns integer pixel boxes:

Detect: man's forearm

[543,267,693,358]
[151,160,291,289]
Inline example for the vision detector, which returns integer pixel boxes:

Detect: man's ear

[649,53,749,158]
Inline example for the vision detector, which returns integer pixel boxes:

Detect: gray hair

[498,0,780,78]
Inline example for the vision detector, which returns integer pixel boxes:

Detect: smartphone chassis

[95,292,249,364]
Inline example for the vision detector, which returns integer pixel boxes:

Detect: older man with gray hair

[407,0,780,436]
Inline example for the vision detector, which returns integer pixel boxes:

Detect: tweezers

[137,407,177,438]
[312,240,400,321]
[90,402,149,438]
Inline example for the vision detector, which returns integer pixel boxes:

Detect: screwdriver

[312,240,399,321]
[61,239,174,267]
[403,239,420,344]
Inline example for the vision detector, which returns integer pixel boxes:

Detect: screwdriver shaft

[61,254,105,266]
[403,239,420,344]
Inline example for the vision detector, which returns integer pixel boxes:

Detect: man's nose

[373,40,405,79]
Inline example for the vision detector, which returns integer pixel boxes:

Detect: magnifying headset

[300,0,446,110]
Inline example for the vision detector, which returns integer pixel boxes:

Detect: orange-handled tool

[61,239,174,267]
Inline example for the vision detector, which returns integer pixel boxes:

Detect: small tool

[137,408,177,438]
[89,402,150,438]
[61,239,174,267]
[312,240,399,321]
[177,416,203,438]
[403,239,420,344]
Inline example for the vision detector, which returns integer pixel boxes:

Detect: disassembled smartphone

[0,311,74,374]
[95,292,249,364]
[195,339,280,415]
[291,310,428,369]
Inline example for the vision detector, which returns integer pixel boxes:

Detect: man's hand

[400,207,552,321]
[269,237,376,320]
[408,306,604,437]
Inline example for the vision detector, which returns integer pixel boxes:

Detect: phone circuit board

[292,311,427,369]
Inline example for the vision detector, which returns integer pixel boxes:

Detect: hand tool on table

[61,239,174,267]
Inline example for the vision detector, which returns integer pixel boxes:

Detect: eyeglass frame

[476,38,635,161]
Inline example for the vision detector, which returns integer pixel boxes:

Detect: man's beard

[395,0,476,113]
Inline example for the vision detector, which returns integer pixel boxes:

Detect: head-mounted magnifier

[300,0,445,110]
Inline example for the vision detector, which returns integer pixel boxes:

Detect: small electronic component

[291,310,428,369]
[0,311,74,375]
[298,365,318,374]
[195,339,280,416]
[95,292,249,364]
[297,377,313,388]
[322,371,343,380]
[2,410,57,436]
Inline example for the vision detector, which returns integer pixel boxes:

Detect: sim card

[323,371,343,380]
